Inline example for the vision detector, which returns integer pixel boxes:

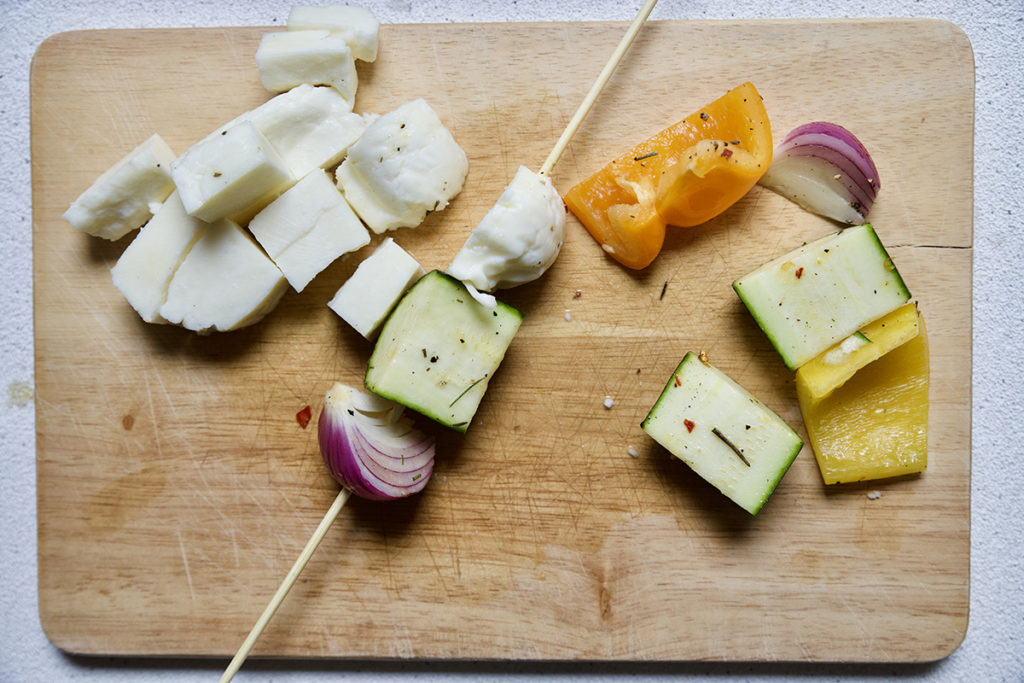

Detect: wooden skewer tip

[539,0,659,176]
[219,487,352,683]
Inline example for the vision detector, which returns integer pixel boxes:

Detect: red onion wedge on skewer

[318,382,435,500]
[220,384,434,683]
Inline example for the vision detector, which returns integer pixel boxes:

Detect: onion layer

[318,383,435,501]
[758,122,880,224]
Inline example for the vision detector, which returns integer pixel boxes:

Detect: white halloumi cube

[287,4,379,62]
[242,85,366,178]
[159,219,288,333]
[336,98,468,233]
[256,30,358,104]
[110,191,206,323]
[170,120,294,223]
[62,134,176,240]
[328,237,424,339]
[447,166,566,292]
[249,169,370,292]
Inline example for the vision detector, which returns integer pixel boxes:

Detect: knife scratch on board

[177,529,196,601]
[142,374,165,459]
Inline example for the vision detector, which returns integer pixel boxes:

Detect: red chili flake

[684,419,695,433]
[795,267,804,279]
[721,147,733,158]
[296,405,312,428]
[674,375,682,387]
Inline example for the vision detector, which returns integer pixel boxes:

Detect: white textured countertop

[3,1,1022,681]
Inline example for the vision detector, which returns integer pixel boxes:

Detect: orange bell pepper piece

[564,82,772,269]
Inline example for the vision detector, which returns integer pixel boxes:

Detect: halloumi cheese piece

[159,219,288,333]
[170,120,294,223]
[110,191,206,323]
[62,134,176,240]
[242,85,366,178]
[256,30,358,104]
[328,237,423,339]
[447,166,566,292]
[287,4,379,62]
[249,169,370,292]
[336,98,468,233]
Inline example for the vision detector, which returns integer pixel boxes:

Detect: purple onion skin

[318,398,434,501]
[782,122,880,192]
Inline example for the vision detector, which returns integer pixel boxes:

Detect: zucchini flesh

[732,224,910,370]
[365,270,522,433]
[642,353,803,515]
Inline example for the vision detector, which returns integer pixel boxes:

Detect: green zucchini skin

[732,224,910,371]
[642,353,803,515]
[365,270,522,433]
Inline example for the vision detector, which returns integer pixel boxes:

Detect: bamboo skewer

[220,3,657,679]
[538,0,659,177]
[219,488,351,683]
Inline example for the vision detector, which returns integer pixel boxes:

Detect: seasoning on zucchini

[365,270,522,433]
[732,224,910,370]
[642,352,803,515]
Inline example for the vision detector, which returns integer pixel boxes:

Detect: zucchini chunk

[732,224,910,370]
[365,271,522,433]
[642,353,803,515]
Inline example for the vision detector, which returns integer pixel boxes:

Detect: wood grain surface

[32,19,973,661]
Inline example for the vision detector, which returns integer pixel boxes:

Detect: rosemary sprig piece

[449,376,485,407]
[712,427,750,467]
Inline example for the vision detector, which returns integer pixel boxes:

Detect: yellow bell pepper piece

[796,305,929,484]
[797,303,921,400]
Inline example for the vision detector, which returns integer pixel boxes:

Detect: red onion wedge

[318,383,435,501]
[758,122,880,224]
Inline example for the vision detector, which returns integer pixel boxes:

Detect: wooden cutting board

[32,18,973,661]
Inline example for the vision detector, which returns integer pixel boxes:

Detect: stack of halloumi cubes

[65,5,468,335]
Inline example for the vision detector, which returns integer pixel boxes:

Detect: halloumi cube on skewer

[110,191,205,324]
[256,30,358,104]
[444,0,658,302]
[287,4,379,62]
[447,166,565,295]
[62,133,176,240]
[336,98,468,233]
[249,169,370,292]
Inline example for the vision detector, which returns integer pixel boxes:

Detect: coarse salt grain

[627,445,640,458]
[603,396,615,409]
[564,309,572,321]
[867,490,882,500]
